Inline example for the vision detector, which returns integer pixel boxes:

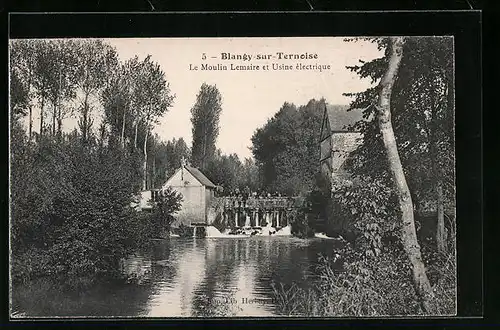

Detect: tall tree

[132,55,175,190]
[75,40,118,143]
[374,36,433,312]
[190,83,223,169]
[10,40,36,140]
[345,37,455,254]
[251,99,325,195]
[33,41,53,138]
[101,60,134,148]
[45,40,79,137]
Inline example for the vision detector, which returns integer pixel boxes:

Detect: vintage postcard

[9,36,456,318]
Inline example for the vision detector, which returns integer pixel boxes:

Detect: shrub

[146,187,183,239]
[272,231,456,317]
[178,224,194,238]
[289,209,315,238]
[10,136,151,289]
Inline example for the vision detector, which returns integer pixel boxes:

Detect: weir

[219,196,297,229]
[184,196,305,238]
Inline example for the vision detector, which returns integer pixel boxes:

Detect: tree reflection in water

[12,237,343,317]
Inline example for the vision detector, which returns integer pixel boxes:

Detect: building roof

[184,166,216,188]
[325,104,370,132]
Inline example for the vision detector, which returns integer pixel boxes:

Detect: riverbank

[271,241,457,316]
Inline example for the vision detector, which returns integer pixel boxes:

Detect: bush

[178,224,194,238]
[145,188,182,239]
[10,136,151,289]
[289,209,315,238]
[272,230,456,316]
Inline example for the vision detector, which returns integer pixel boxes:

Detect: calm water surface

[12,236,343,317]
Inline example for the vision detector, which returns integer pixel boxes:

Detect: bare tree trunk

[39,95,45,138]
[57,106,62,139]
[429,94,447,254]
[436,180,446,252]
[376,37,433,313]
[52,103,57,136]
[121,106,126,148]
[82,93,89,142]
[143,128,149,190]
[134,120,139,149]
[152,151,156,188]
[28,106,33,142]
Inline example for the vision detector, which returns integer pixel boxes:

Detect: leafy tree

[32,41,54,138]
[344,37,438,313]
[344,37,455,254]
[10,69,30,118]
[132,55,175,190]
[190,83,223,170]
[241,157,260,192]
[44,40,79,137]
[10,40,37,140]
[251,99,325,195]
[148,187,183,238]
[74,40,118,143]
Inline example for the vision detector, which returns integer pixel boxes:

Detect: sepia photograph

[9,36,456,318]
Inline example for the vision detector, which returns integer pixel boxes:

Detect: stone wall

[330,132,363,173]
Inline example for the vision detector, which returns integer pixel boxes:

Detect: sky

[18,37,383,160]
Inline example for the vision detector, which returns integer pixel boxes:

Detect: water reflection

[12,237,343,317]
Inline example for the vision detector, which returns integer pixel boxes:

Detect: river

[11,236,344,318]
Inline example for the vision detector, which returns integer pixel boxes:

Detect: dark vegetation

[264,37,456,315]
[10,39,182,289]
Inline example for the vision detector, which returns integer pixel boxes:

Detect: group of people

[221,187,286,199]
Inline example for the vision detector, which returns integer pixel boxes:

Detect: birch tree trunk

[52,103,57,136]
[376,36,433,313]
[429,90,447,254]
[57,106,62,139]
[134,120,139,149]
[28,106,33,142]
[152,149,156,188]
[143,128,149,190]
[39,95,45,138]
[27,70,33,142]
[82,93,89,142]
[436,180,446,252]
[121,106,126,148]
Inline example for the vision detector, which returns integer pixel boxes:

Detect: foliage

[289,209,315,239]
[177,224,194,238]
[151,137,190,187]
[251,99,326,196]
[271,37,456,315]
[203,151,259,193]
[9,38,177,289]
[10,132,147,288]
[326,176,399,248]
[272,243,456,316]
[146,187,183,238]
[190,83,223,169]
[343,37,455,219]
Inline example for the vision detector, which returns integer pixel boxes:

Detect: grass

[271,247,456,317]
